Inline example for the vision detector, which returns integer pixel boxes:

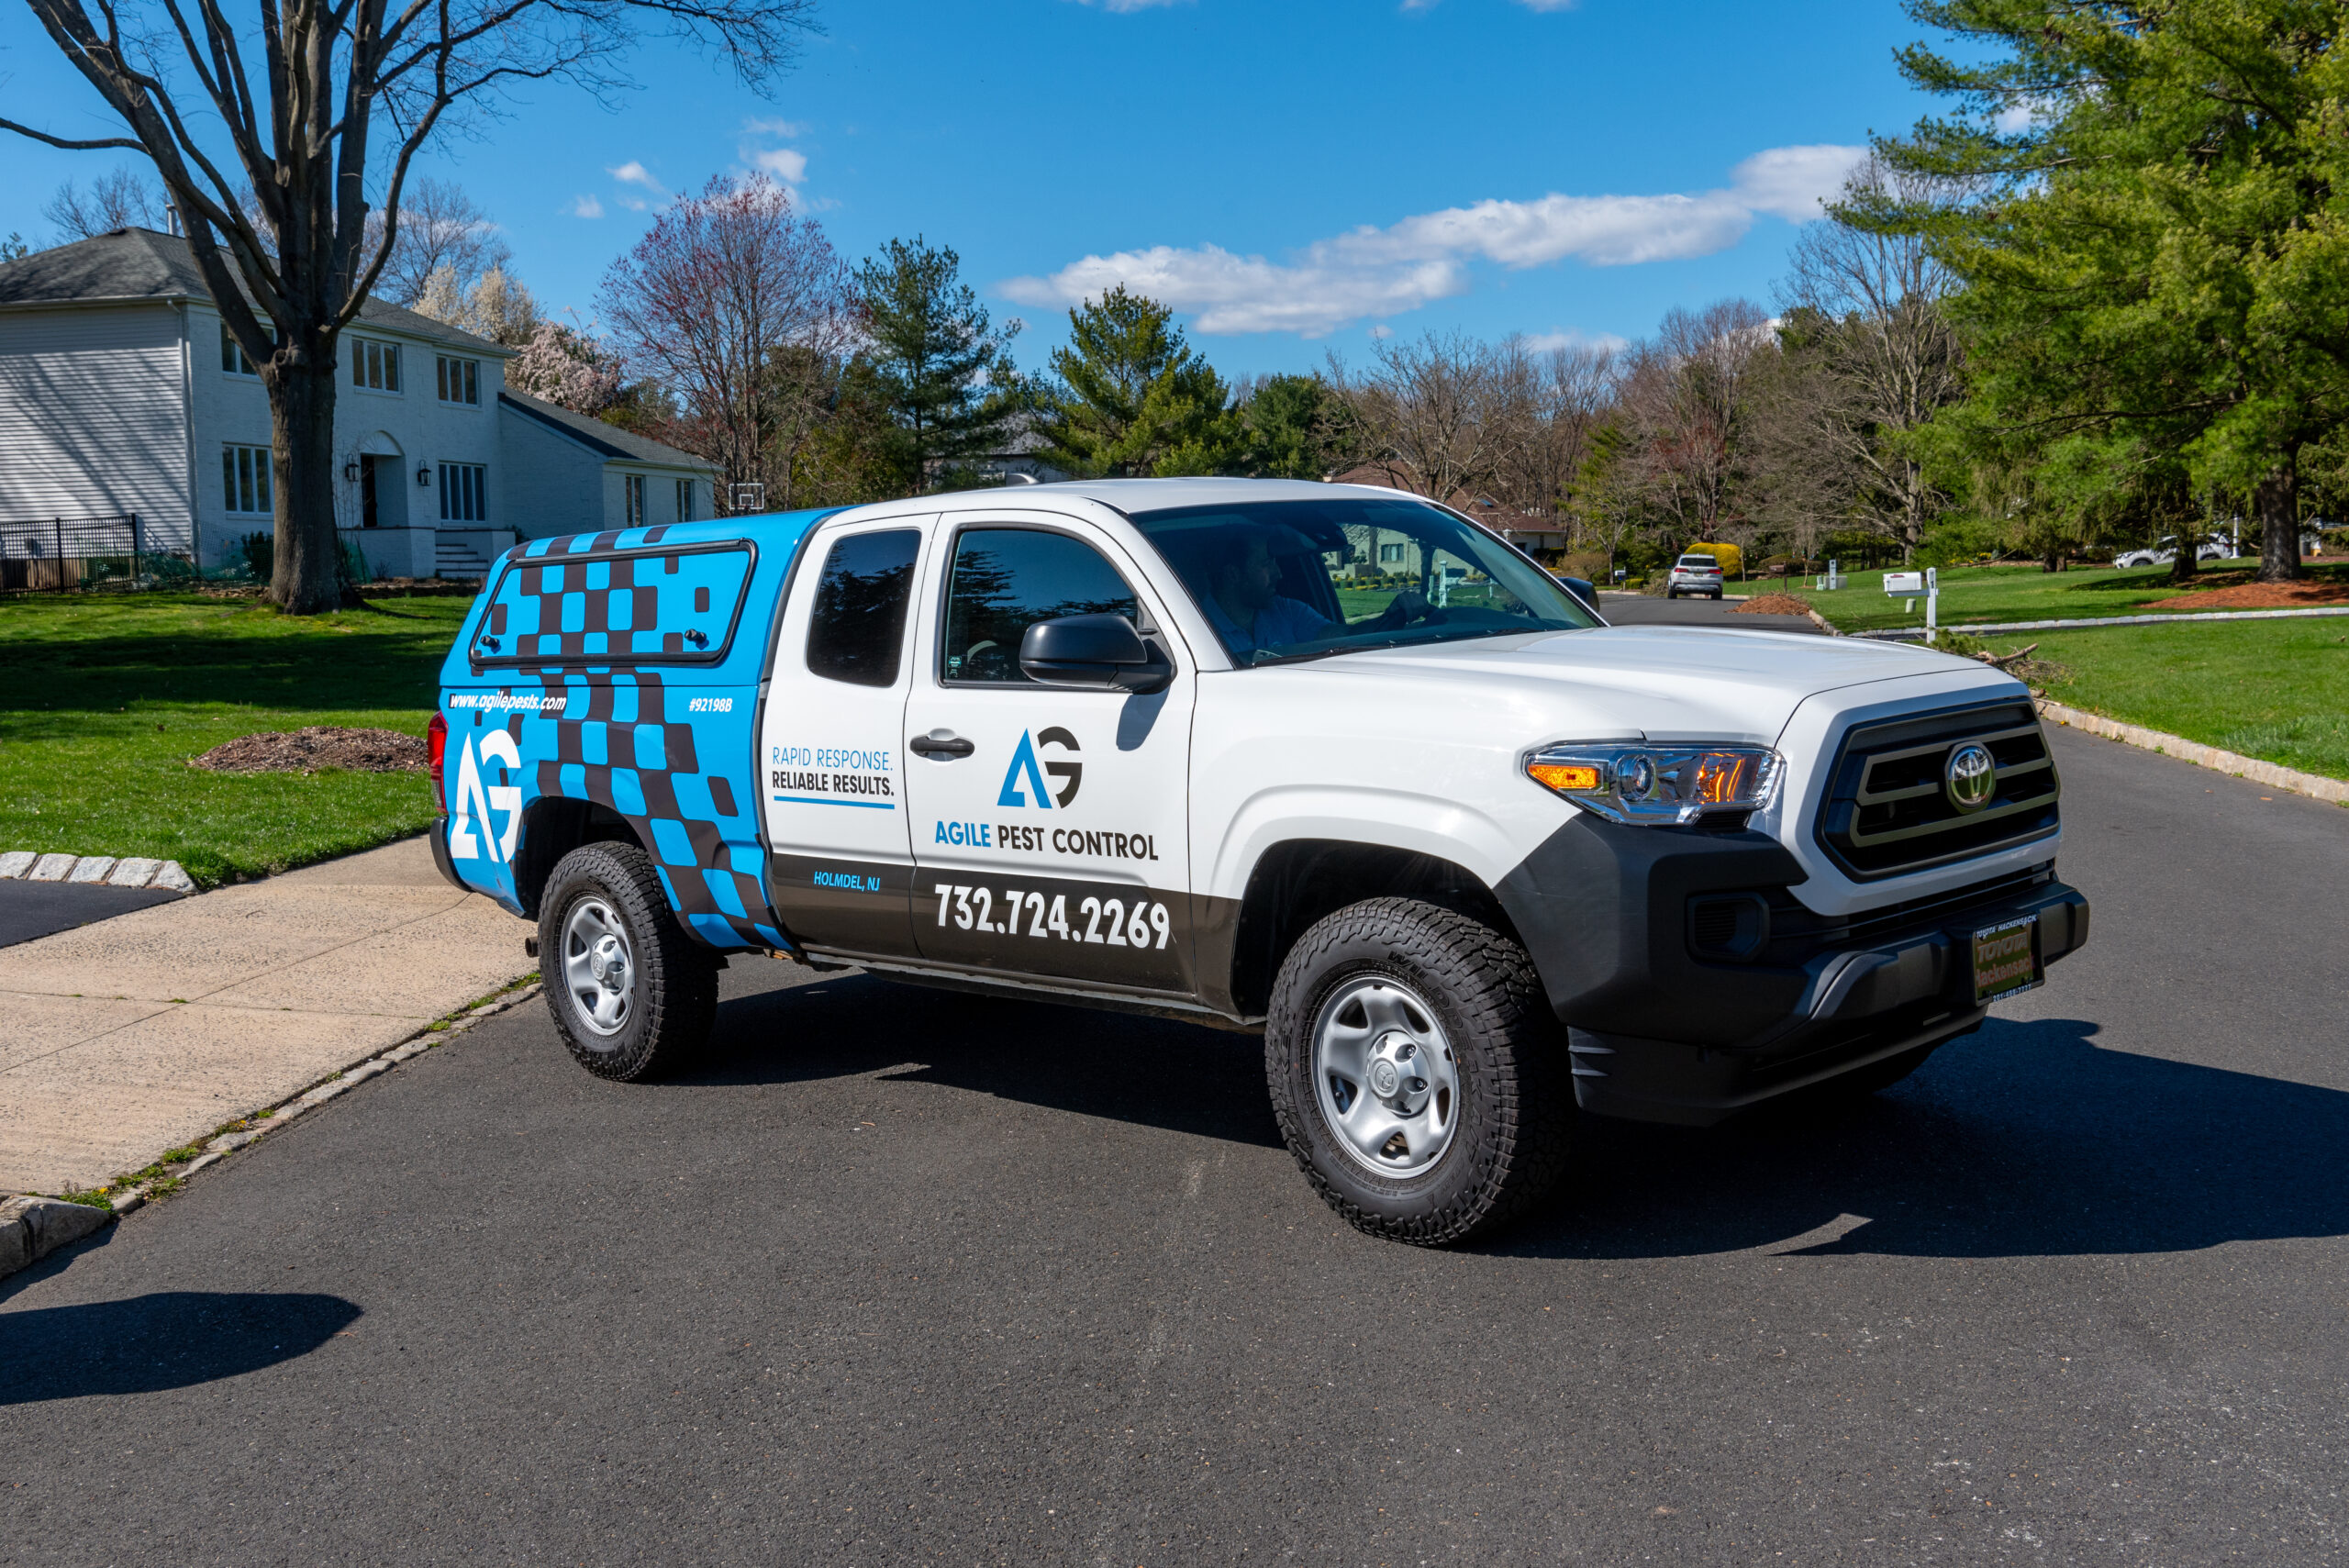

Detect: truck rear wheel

[1265,898,1569,1246]
[538,841,718,1082]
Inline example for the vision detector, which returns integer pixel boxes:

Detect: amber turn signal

[1527,762,1602,793]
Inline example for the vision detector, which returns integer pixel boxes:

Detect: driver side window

[941,528,1140,685]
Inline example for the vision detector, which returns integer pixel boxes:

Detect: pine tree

[1034,286,1237,478]
[1877,0,2349,582]
[852,237,1020,491]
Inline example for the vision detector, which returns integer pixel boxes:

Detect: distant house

[0,227,715,580]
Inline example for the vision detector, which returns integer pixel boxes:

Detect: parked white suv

[2114,537,2230,568]
[1665,553,1727,599]
[438,478,2089,1246]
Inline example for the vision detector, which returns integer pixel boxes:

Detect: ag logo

[1943,741,1997,814]
[997,726,1081,809]
[450,730,524,862]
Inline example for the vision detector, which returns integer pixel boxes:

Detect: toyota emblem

[1944,741,1998,813]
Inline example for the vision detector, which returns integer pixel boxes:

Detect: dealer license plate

[1971,915,2043,1006]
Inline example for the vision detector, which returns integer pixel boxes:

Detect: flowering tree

[600,172,852,510]
[507,319,624,414]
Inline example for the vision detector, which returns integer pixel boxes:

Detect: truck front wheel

[538,841,718,1082]
[1265,898,1570,1246]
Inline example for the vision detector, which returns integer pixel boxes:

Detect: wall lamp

[417,464,433,487]
[342,462,358,482]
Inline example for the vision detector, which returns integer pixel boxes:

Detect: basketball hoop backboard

[730,484,766,515]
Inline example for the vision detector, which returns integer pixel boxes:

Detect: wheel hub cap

[561,897,635,1042]
[1309,977,1460,1177]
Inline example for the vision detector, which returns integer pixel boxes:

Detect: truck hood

[1307,625,2008,744]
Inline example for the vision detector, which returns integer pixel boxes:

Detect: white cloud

[1515,0,1578,9]
[1727,144,1865,222]
[741,117,808,137]
[750,146,808,183]
[608,161,664,194]
[568,195,604,219]
[1521,328,1630,354]
[1066,0,1191,9]
[1368,324,1395,339]
[1000,143,1866,337]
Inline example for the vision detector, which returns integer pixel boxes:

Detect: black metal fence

[0,515,162,592]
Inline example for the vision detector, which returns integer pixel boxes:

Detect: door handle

[909,732,974,760]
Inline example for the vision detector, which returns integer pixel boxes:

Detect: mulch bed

[1734,593,1817,616]
[188,726,427,774]
[2150,579,2349,612]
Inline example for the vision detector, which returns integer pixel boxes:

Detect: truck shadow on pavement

[1494,1016,2349,1262]
[692,974,1286,1150]
[0,1292,362,1406]
[692,975,2349,1262]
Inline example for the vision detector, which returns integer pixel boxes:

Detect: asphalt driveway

[5,723,2344,1566]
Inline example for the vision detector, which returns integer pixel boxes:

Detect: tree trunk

[2168,539,2199,584]
[2254,462,2303,584]
[266,347,347,614]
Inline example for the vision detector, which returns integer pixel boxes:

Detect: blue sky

[0,0,1943,378]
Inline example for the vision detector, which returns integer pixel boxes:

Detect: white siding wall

[186,306,509,564]
[0,303,192,551]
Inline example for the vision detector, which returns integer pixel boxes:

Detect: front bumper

[1495,815,2088,1127]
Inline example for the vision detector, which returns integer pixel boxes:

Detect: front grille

[1814,700,2061,879]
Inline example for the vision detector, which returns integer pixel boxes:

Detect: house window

[222,444,273,514]
[1379,541,1407,563]
[219,321,275,376]
[437,355,479,405]
[440,462,487,522]
[675,478,696,522]
[352,339,402,393]
[625,474,647,528]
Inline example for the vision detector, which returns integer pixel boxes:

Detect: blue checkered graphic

[439,514,840,951]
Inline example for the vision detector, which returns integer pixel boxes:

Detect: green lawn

[1981,618,2349,782]
[0,590,474,884]
[1803,559,2349,633]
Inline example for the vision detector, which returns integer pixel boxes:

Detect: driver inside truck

[1201,527,1428,661]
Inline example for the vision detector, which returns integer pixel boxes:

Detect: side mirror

[1019,613,1173,694]
[1559,576,1599,614]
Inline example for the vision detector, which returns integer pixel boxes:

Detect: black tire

[1264,898,1570,1246]
[538,840,719,1082]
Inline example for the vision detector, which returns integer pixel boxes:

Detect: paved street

[6,721,2346,1565]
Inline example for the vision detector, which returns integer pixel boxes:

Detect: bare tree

[1493,337,1618,530]
[1,0,818,612]
[42,163,166,239]
[601,172,852,513]
[1767,158,1966,560]
[364,176,509,306]
[1328,330,1517,504]
[1620,298,1772,550]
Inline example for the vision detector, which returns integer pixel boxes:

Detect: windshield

[1128,496,1600,667]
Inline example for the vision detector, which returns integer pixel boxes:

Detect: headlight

[1525,742,1783,826]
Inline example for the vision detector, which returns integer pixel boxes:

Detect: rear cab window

[470,541,756,667]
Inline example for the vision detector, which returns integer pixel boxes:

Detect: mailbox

[1884,571,1928,596]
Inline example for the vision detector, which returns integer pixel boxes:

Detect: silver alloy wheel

[561,896,635,1041]
[1310,974,1461,1177]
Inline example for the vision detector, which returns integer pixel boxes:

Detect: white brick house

[0,228,716,579]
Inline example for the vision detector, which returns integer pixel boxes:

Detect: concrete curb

[2034,700,2349,807]
[71,979,541,1221]
[0,1195,114,1281]
[0,850,195,891]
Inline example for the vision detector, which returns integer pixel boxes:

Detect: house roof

[0,226,508,355]
[498,389,714,473]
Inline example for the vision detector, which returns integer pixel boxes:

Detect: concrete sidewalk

[0,836,531,1195]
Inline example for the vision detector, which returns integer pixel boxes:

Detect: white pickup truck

[434,478,2088,1246]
